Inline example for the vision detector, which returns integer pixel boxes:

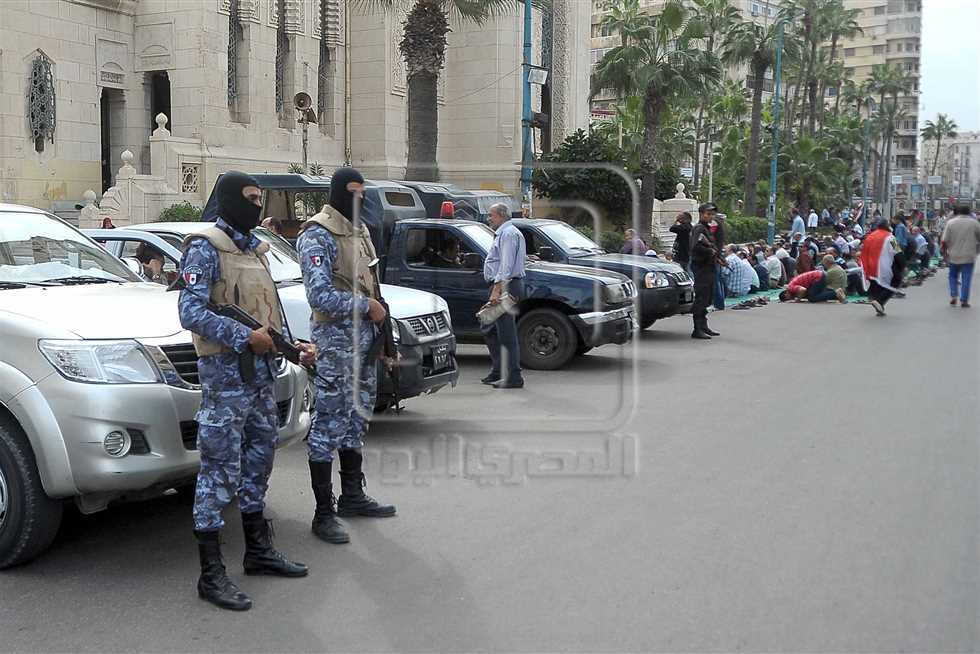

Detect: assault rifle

[366,258,401,412]
[170,276,321,384]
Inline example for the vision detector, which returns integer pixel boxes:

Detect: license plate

[682,291,693,303]
[432,344,450,371]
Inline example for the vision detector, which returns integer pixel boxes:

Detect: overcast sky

[920,0,980,131]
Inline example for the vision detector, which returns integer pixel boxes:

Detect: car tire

[640,318,656,330]
[0,417,63,569]
[518,308,578,370]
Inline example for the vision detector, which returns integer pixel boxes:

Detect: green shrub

[724,214,769,244]
[158,201,203,222]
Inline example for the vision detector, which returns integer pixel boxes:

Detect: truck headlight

[39,339,163,384]
[391,321,402,343]
[603,283,627,305]
[644,272,670,288]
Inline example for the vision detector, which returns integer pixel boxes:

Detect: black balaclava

[329,167,365,221]
[216,171,262,234]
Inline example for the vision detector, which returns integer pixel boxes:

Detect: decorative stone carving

[134,18,175,72]
[269,0,304,34]
[79,190,100,228]
[219,0,260,22]
[675,183,687,199]
[313,0,343,45]
[181,163,201,193]
[96,36,128,89]
[27,51,56,150]
[389,9,407,96]
[153,113,170,137]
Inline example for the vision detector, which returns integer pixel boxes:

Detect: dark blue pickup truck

[510,219,694,329]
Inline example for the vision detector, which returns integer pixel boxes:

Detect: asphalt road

[1,273,977,653]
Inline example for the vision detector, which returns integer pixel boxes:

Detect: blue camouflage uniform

[178,219,281,532]
[297,223,378,464]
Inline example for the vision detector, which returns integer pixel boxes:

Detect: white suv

[0,205,311,568]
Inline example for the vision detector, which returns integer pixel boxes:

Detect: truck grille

[160,344,199,386]
[670,271,690,283]
[404,312,449,338]
[179,400,291,451]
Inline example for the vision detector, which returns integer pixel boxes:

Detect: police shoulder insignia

[309,249,328,267]
[183,265,205,285]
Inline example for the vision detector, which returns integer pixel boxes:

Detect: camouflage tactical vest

[300,205,378,323]
[183,227,283,357]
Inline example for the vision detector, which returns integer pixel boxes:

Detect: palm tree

[592,0,722,237]
[722,18,784,216]
[688,0,742,189]
[779,135,844,210]
[868,63,911,202]
[367,0,537,181]
[780,0,829,138]
[921,113,958,177]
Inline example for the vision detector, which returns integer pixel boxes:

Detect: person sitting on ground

[750,250,770,292]
[821,254,848,297]
[721,245,754,297]
[779,269,846,303]
[833,232,850,256]
[843,250,867,296]
[910,226,930,274]
[795,241,815,274]
[764,247,784,287]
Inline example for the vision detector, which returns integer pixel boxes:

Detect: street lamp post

[861,118,871,227]
[765,19,786,245]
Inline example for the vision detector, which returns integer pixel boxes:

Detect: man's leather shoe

[481,374,500,385]
[703,327,720,336]
[691,330,712,340]
[492,379,524,389]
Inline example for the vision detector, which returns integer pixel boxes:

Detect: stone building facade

[0,0,591,223]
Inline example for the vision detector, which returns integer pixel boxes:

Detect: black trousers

[868,280,893,306]
[691,262,715,331]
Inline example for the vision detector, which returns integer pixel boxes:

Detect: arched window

[28,51,56,153]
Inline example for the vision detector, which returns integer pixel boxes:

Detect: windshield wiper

[0,281,57,289]
[42,275,123,285]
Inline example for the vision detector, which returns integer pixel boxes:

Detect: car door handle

[400,276,415,283]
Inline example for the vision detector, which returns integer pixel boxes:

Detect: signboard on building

[911,184,923,200]
[680,167,694,179]
[891,175,904,185]
[927,175,943,185]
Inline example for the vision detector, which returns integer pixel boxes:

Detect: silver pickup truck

[0,204,311,568]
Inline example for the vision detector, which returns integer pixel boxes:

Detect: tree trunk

[744,62,767,218]
[931,135,942,177]
[405,71,439,181]
[693,104,705,190]
[820,38,840,129]
[639,88,663,243]
[807,79,818,135]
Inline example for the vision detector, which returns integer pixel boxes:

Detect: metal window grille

[275,0,287,115]
[28,53,56,151]
[227,0,240,105]
[317,0,330,115]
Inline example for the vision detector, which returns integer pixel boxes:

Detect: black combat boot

[309,460,350,544]
[241,512,309,577]
[194,529,252,611]
[337,449,397,518]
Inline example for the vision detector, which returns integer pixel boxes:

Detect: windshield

[0,211,139,284]
[251,227,303,282]
[538,223,604,253]
[475,194,520,215]
[459,223,496,254]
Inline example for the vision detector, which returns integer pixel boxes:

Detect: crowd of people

[664,202,980,336]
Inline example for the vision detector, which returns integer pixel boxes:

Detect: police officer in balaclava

[178,171,312,611]
[297,167,396,546]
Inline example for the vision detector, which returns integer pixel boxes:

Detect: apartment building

[835,0,922,187]
[921,132,980,200]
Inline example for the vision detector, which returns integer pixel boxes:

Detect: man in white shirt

[808,208,819,230]
[765,247,784,287]
[790,209,806,240]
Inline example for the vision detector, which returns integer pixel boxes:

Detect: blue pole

[766,21,784,246]
[520,0,532,204]
[861,117,870,227]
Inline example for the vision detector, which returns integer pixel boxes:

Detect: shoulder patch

[182,264,205,286]
[308,248,328,267]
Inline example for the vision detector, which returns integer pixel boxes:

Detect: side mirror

[121,257,144,278]
[461,252,483,270]
[537,245,556,262]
